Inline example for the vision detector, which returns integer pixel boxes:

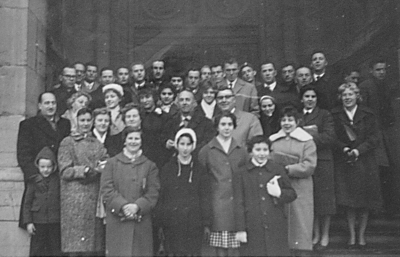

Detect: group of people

[17,50,394,257]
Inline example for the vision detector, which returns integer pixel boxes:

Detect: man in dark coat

[162,90,216,157]
[310,51,341,110]
[52,66,77,115]
[359,58,397,214]
[17,92,71,228]
[89,67,116,110]
[257,62,300,110]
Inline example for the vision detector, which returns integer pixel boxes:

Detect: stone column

[0,0,47,256]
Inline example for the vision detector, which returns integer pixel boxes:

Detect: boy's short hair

[247,135,271,153]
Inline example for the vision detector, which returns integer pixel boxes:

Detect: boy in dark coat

[238,136,297,256]
[23,146,61,257]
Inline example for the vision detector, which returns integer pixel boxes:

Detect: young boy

[238,135,297,257]
[23,146,61,257]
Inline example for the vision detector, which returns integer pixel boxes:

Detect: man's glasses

[216,95,234,100]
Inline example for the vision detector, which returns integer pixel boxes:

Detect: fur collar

[269,127,313,142]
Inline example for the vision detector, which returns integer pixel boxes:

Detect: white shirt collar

[314,72,325,81]
[303,108,314,115]
[251,157,268,167]
[344,105,358,124]
[227,78,238,88]
[93,128,107,144]
[264,81,277,91]
[84,81,95,90]
[74,83,81,92]
[201,100,216,119]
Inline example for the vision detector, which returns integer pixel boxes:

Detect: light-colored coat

[100,152,160,257]
[58,134,108,253]
[269,128,317,250]
[232,108,263,148]
[220,78,259,115]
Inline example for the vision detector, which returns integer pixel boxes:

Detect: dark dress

[331,105,383,210]
[157,157,211,256]
[238,160,297,257]
[301,107,336,216]
[259,111,280,139]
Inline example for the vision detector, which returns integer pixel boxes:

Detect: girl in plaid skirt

[198,112,247,257]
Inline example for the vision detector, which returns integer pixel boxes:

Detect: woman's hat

[102,83,124,96]
[174,128,197,150]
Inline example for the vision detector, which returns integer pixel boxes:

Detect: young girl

[198,112,247,257]
[238,135,297,256]
[157,128,211,256]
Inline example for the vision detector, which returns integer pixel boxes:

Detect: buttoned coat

[157,156,211,255]
[300,107,336,215]
[220,78,259,114]
[58,134,108,253]
[198,137,247,232]
[269,128,317,250]
[232,109,263,147]
[101,152,160,257]
[17,114,70,227]
[331,105,383,210]
[238,160,297,257]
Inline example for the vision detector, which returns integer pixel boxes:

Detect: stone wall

[0,0,47,256]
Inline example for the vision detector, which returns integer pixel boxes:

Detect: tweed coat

[198,137,247,232]
[220,78,259,114]
[157,156,211,256]
[17,114,70,227]
[331,105,383,210]
[101,152,160,257]
[232,108,263,147]
[269,128,317,250]
[58,133,108,253]
[300,107,336,215]
[238,160,297,257]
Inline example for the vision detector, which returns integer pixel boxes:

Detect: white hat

[174,128,197,150]
[102,83,124,97]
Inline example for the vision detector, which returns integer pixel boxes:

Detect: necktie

[316,76,321,81]
[229,82,233,88]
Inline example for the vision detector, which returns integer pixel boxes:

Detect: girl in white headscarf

[156,128,211,256]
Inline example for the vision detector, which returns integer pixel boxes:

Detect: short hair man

[17,92,71,228]
[295,66,313,89]
[343,67,361,85]
[116,66,130,86]
[170,72,185,92]
[73,62,86,89]
[80,63,100,94]
[99,67,115,86]
[88,67,115,110]
[215,87,263,147]
[240,62,260,86]
[186,68,203,103]
[281,63,296,87]
[219,58,259,114]
[200,65,212,81]
[150,60,166,90]
[211,64,225,83]
[162,90,215,155]
[258,62,300,110]
[52,66,77,115]
[310,51,341,110]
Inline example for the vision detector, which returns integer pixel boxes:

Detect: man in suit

[280,63,297,91]
[343,67,361,85]
[17,92,71,228]
[73,62,86,91]
[185,68,203,103]
[216,87,263,147]
[210,64,225,84]
[52,66,77,115]
[162,90,215,156]
[201,65,212,81]
[240,62,261,87]
[257,62,300,110]
[81,62,101,94]
[116,66,134,106]
[219,58,259,115]
[149,60,166,91]
[310,51,341,110]
[295,66,313,90]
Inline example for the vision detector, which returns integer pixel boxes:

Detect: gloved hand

[267,175,281,198]
[31,174,47,192]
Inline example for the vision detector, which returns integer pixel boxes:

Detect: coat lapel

[35,115,59,140]
[303,107,319,125]
[233,79,244,94]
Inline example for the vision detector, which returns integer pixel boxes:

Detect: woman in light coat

[58,108,108,255]
[269,106,317,251]
[101,126,160,257]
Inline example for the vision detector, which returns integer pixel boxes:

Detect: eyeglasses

[216,95,234,100]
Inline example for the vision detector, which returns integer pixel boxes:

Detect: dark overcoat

[157,156,211,256]
[259,111,280,139]
[300,107,336,215]
[331,105,383,210]
[17,114,70,227]
[238,160,297,257]
[101,152,160,257]
[58,134,108,253]
[198,137,247,232]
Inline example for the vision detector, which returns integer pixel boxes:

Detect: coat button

[259,184,263,188]
[230,197,234,200]
[264,225,268,229]
[111,209,115,213]
[229,179,232,183]
[263,212,267,215]
[259,172,262,176]
[261,197,265,201]
[81,237,86,241]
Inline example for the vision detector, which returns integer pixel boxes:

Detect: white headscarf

[174,128,197,150]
